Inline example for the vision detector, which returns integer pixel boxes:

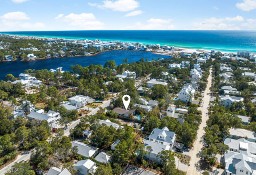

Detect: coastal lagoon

[0,50,170,80]
[3,30,256,52]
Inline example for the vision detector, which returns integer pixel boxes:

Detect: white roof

[229,128,256,140]
[72,141,98,158]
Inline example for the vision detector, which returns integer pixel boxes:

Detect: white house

[27,53,36,60]
[197,58,206,64]
[146,79,168,88]
[134,104,152,112]
[229,128,256,142]
[74,159,97,175]
[27,110,61,129]
[116,70,136,79]
[169,63,181,69]
[177,84,196,103]
[148,127,176,147]
[66,95,95,109]
[72,141,98,158]
[12,73,42,87]
[242,72,255,79]
[98,119,122,130]
[46,167,71,175]
[224,138,256,175]
[221,86,240,96]
[224,151,256,175]
[220,95,244,107]
[95,152,111,164]
[224,138,256,154]
[143,127,176,163]
[190,68,202,81]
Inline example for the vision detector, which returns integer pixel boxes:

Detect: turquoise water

[2,30,256,52]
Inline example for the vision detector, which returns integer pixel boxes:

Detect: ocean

[2,30,256,52]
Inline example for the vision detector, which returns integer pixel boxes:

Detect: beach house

[74,159,97,175]
[177,84,196,103]
[220,95,244,107]
[143,127,176,162]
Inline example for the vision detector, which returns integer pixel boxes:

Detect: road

[0,152,31,175]
[186,69,212,175]
[0,99,112,174]
[63,99,111,136]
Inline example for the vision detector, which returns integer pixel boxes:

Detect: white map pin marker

[122,95,131,110]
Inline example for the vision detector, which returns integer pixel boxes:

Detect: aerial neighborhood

[0,35,256,175]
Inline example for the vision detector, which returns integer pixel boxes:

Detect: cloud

[11,0,29,3]
[89,0,139,12]
[127,18,175,30]
[194,16,256,30]
[236,0,256,11]
[0,12,45,31]
[1,11,30,21]
[55,13,104,30]
[125,10,143,17]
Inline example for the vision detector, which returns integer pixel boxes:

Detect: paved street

[0,151,31,175]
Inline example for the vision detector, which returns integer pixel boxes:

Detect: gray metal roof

[72,141,98,158]
[148,127,176,145]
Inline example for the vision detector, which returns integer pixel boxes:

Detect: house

[82,130,92,138]
[169,63,181,69]
[180,61,190,68]
[220,72,233,81]
[177,84,196,103]
[111,140,120,150]
[220,64,232,72]
[221,86,241,95]
[223,137,256,175]
[236,115,250,125]
[4,55,13,61]
[116,70,136,79]
[147,79,168,88]
[27,110,62,129]
[123,165,157,175]
[224,138,256,154]
[27,53,36,60]
[238,51,251,58]
[139,97,148,105]
[12,73,42,87]
[220,95,244,107]
[147,127,176,148]
[66,95,95,109]
[224,151,256,175]
[134,104,152,112]
[46,167,71,175]
[197,58,206,64]
[95,152,111,164]
[112,107,136,118]
[229,128,256,142]
[148,100,159,107]
[98,119,121,130]
[190,68,202,81]
[137,86,148,94]
[242,72,255,79]
[143,139,171,162]
[72,141,98,158]
[74,159,97,175]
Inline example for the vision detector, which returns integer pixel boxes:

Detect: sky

[0,0,256,31]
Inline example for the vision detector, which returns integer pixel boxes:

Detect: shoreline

[1,33,243,54]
